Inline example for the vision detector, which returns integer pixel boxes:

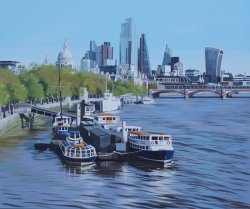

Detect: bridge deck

[31,106,76,119]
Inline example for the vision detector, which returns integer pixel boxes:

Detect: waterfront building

[0,60,24,74]
[119,64,137,80]
[119,18,137,69]
[56,41,74,69]
[162,43,172,66]
[170,57,179,71]
[173,62,184,76]
[138,33,151,78]
[185,69,200,82]
[155,75,191,90]
[161,65,171,76]
[232,74,250,86]
[205,47,223,83]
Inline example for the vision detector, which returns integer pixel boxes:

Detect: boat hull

[118,147,174,166]
[58,149,96,166]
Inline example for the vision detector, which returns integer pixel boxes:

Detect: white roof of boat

[129,131,169,136]
[98,112,117,116]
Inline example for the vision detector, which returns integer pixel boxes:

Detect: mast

[59,65,63,119]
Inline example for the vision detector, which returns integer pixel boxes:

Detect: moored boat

[59,130,97,166]
[52,114,72,134]
[117,131,174,167]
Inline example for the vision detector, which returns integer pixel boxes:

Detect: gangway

[31,106,76,120]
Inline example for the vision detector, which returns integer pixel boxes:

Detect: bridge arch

[226,89,250,97]
[152,89,184,98]
[189,89,221,97]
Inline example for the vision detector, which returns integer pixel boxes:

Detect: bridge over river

[150,85,250,98]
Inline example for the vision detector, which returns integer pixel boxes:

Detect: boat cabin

[109,125,142,133]
[94,113,120,125]
[57,125,70,135]
[128,131,172,151]
[54,115,72,126]
[67,131,85,144]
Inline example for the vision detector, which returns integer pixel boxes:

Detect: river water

[0,98,250,209]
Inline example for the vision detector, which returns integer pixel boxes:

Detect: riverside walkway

[0,98,80,136]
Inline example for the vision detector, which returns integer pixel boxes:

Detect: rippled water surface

[0,99,250,209]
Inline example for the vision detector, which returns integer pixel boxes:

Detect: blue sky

[0,0,250,75]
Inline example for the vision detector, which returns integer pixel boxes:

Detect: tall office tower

[205,47,223,83]
[96,42,113,66]
[89,40,96,61]
[119,18,137,68]
[138,33,151,78]
[162,43,172,66]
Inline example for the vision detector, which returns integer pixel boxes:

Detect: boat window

[152,136,158,140]
[164,137,169,140]
[159,137,163,140]
[146,146,148,150]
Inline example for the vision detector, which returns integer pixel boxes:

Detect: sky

[0,0,250,75]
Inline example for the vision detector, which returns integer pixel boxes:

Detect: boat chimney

[76,103,81,126]
[122,121,127,143]
[80,100,85,121]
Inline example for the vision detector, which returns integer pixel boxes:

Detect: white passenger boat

[52,114,72,135]
[135,96,155,104]
[141,97,155,104]
[101,92,122,112]
[118,131,174,166]
[59,130,97,166]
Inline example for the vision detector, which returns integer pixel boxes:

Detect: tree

[0,85,9,105]
[19,71,44,100]
[0,69,27,102]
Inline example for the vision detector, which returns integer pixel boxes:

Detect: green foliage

[0,85,9,105]
[0,69,27,103]
[19,71,44,100]
[0,65,148,105]
[113,80,147,96]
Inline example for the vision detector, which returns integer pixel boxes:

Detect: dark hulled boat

[58,131,97,166]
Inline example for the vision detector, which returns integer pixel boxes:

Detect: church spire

[44,53,48,65]
[64,39,67,49]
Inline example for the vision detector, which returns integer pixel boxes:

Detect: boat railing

[65,147,96,158]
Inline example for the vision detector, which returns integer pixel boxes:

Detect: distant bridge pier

[184,89,189,99]
[220,88,226,99]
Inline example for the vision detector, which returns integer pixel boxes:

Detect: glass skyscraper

[205,47,223,83]
[119,18,137,68]
[162,43,172,66]
[138,33,151,78]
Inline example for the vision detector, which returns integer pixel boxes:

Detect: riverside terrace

[149,85,250,98]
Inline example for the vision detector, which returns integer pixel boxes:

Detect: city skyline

[0,0,250,75]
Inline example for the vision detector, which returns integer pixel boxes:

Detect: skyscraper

[119,18,137,68]
[138,33,151,78]
[162,43,172,66]
[96,42,113,66]
[80,40,97,71]
[205,47,223,83]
